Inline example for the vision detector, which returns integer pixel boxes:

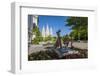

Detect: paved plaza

[28,42,88,55]
[72,42,88,49]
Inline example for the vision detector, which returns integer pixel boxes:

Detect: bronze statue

[55,30,62,48]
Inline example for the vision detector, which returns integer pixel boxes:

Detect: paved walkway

[72,42,88,49]
[28,42,87,55]
[28,45,46,55]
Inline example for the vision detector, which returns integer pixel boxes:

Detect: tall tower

[28,15,39,45]
[50,27,53,36]
[42,26,46,38]
[45,24,50,37]
[42,24,53,38]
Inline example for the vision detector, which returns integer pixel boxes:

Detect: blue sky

[38,15,71,37]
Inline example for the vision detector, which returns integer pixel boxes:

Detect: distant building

[42,26,45,38]
[28,15,38,44]
[50,27,53,36]
[45,24,50,37]
[42,24,53,38]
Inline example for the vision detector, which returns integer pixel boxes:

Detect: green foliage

[28,50,59,60]
[44,35,52,41]
[32,37,43,44]
[65,17,88,40]
[28,48,87,60]
[51,37,57,43]
[32,26,43,44]
[32,26,55,44]
[32,26,41,37]
[62,35,69,42]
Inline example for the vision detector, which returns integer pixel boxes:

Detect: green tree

[45,35,52,41]
[32,26,43,44]
[62,34,69,42]
[65,17,88,40]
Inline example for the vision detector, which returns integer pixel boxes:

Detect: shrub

[28,50,59,61]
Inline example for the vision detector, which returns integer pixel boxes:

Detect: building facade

[28,15,38,44]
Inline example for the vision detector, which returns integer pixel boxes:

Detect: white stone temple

[42,24,53,38]
[28,15,53,45]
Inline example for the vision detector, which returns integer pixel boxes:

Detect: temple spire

[46,24,50,37]
[50,27,53,36]
[42,24,53,38]
[42,25,45,38]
